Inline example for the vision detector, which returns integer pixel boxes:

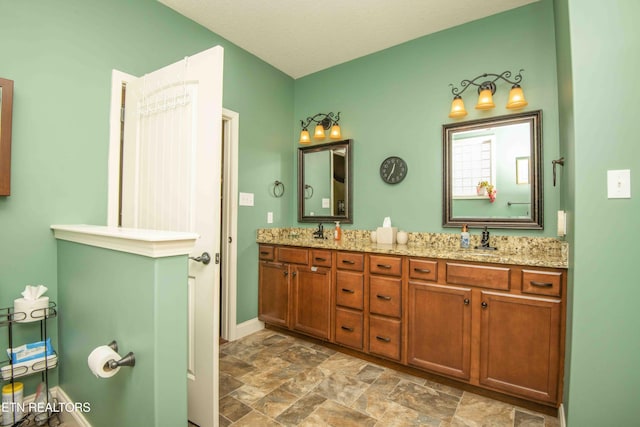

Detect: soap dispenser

[460,224,470,249]
[334,221,342,241]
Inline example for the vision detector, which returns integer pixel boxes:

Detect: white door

[121,46,223,427]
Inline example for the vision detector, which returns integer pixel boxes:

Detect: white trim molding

[559,403,566,427]
[51,224,198,258]
[235,318,264,340]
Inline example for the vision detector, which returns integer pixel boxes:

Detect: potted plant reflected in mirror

[476,181,497,203]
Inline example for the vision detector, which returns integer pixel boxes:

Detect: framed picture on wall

[0,77,14,196]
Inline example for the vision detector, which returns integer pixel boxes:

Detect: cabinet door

[258,262,290,328]
[293,266,332,340]
[407,282,471,380]
[479,291,561,404]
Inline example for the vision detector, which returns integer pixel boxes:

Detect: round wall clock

[379,156,408,184]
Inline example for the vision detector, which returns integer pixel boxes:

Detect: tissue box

[376,227,397,244]
[14,297,50,323]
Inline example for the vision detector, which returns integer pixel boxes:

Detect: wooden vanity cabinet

[258,244,566,409]
[407,280,472,380]
[479,291,562,403]
[334,252,365,350]
[368,254,403,362]
[258,245,332,340]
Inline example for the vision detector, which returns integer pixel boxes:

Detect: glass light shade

[313,124,325,139]
[329,124,342,139]
[475,89,495,110]
[448,96,468,118]
[299,130,311,144]
[506,85,528,109]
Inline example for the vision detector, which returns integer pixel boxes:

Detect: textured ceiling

[159,0,537,79]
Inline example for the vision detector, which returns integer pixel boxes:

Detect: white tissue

[383,217,391,227]
[21,285,48,300]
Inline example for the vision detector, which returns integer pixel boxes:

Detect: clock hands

[389,163,396,177]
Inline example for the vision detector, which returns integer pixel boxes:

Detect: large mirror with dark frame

[298,139,353,224]
[443,110,542,229]
[0,78,14,196]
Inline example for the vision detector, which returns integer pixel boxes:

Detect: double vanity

[257,228,568,412]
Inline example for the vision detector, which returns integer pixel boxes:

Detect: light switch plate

[607,170,631,199]
[267,212,273,223]
[322,198,330,208]
[239,192,254,206]
[557,210,566,237]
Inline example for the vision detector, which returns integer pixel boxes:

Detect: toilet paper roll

[88,346,121,378]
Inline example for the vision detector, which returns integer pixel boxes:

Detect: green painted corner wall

[559,1,640,425]
[293,1,560,237]
[56,241,186,427]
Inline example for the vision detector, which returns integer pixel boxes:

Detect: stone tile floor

[214,329,560,427]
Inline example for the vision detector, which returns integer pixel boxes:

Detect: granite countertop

[257,228,568,269]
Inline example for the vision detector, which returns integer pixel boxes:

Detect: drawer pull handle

[260,251,270,256]
[341,288,355,294]
[530,281,553,287]
[315,257,327,262]
[341,325,354,332]
[414,268,431,273]
[341,260,356,265]
[376,294,392,301]
[377,264,392,269]
[375,336,391,343]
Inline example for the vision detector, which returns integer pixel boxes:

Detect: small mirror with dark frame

[0,78,14,196]
[298,139,353,224]
[443,110,542,229]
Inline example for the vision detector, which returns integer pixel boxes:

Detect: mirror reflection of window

[331,148,346,216]
[451,135,495,198]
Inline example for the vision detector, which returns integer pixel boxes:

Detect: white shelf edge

[51,224,199,258]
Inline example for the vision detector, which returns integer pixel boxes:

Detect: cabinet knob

[481,301,488,309]
[292,271,297,277]
[464,298,470,305]
[284,271,289,277]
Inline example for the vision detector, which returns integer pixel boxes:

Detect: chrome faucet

[313,223,325,239]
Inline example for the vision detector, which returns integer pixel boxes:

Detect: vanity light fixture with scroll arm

[448,70,528,118]
[299,112,341,144]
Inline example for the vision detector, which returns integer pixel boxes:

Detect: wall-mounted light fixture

[448,70,528,119]
[299,112,341,144]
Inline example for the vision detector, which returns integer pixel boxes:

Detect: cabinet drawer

[521,270,562,297]
[446,262,510,291]
[369,276,401,318]
[335,308,363,350]
[277,247,309,265]
[336,271,364,310]
[311,250,332,268]
[259,245,274,261]
[409,259,438,282]
[369,255,402,276]
[337,252,364,271]
[369,315,401,361]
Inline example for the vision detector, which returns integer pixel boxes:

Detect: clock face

[380,156,408,184]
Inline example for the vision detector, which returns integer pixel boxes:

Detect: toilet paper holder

[106,340,136,369]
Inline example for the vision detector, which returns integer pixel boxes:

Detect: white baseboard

[559,403,566,427]
[234,317,264,340]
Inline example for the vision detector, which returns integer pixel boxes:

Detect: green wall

[57,240,186,427]
[0,0,293,327]
[556,1,640,425]
[293,1,560,236]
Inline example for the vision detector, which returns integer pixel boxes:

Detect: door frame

[221,108,239,341]
[107,70,240,341]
